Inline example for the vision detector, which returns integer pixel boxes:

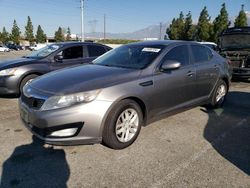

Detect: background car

[0,45,10,52]
[6,44,23,51]
[219,27,250,79]
[199,42,218,51]
[29,43,47,51]
[19,41,231,149]
[0,42,111,97]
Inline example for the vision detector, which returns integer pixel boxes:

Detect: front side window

[61,46,83,60]
[93,45,166,69]
[191,45,213,63]
[161,45,190,66]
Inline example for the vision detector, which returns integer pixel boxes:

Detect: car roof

[52,41,110,47]
[198,41,217,46]
[127,40,201,46]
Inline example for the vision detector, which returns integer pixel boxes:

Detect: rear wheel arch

[221,77,229,92]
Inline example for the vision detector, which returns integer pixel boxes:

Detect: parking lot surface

[0,51,249,187]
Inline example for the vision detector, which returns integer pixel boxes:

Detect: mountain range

[85,23,169,40]
[85,13,250,40]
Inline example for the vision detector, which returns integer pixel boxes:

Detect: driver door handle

[187,71,195,77]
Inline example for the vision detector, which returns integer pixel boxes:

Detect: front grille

[21,94,45,110]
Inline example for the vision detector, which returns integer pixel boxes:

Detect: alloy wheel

[216,84,226,103]
[115,108,139,143]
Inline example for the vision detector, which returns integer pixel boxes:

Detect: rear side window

[191,45,213,63]
[63,46,83,59]
[88,45,107,57]
[162,45,190,66]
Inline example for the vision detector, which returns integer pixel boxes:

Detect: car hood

[30,64,142,95]
[0,58,36,69]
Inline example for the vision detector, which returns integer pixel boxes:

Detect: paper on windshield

[142,48,161,53]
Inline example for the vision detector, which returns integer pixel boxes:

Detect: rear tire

[210,79,228,108]
[102,99,143,149]
[20,74,38,94]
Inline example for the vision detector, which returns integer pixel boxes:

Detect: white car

[0,45,10,52]
[29,44,47,51]
[198,42,218,51]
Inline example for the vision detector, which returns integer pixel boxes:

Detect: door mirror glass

[161,60,181,71]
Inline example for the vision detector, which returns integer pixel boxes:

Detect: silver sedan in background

[19,40,231,149]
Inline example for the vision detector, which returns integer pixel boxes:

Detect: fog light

[50,128,78,137]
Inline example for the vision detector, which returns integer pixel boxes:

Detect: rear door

[150,44,196,116]
[190,45,220,98]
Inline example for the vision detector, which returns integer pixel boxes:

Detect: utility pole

[104,14,106,39]
[159,22,162,40]
[80,0,84,42]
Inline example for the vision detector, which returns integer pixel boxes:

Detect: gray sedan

[19,41,231,149]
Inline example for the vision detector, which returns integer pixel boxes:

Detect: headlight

[41,89,101,111]
[0,68,18,76]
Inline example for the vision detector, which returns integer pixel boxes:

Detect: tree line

[0,16,72,45]
[166,3,248,42]
[0,3,248,45]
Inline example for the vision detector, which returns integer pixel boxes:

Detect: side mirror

[54,54,63,62]
[161,60,181,71]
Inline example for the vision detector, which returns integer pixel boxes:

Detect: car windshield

[220,34,250,50]
[25,44,61,59]
[93,44,166,69]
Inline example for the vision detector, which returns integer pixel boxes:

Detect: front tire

[102,99,143,149]
[210,79,228,108]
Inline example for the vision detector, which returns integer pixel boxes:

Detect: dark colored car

[219,27,250,79]
[6,44,23,51]
[19,41,231,149]
[0,42,111,97]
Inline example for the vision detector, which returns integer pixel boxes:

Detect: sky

[0,0,249,37]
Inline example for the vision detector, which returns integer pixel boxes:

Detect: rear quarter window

[191,45,213,63]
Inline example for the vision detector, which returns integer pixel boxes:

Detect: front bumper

[0,75,20,96]
[232,67,250,79]
[19,99,113,145]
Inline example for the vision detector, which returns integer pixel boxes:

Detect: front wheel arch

[19,73,42,94]
[102,99,144,149]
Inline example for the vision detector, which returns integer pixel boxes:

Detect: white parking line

[150,118,248,187]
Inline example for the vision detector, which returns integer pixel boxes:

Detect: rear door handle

[187,71,195,77]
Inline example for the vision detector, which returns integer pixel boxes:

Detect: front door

[51,45,88,71]
[149,45,196,117]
